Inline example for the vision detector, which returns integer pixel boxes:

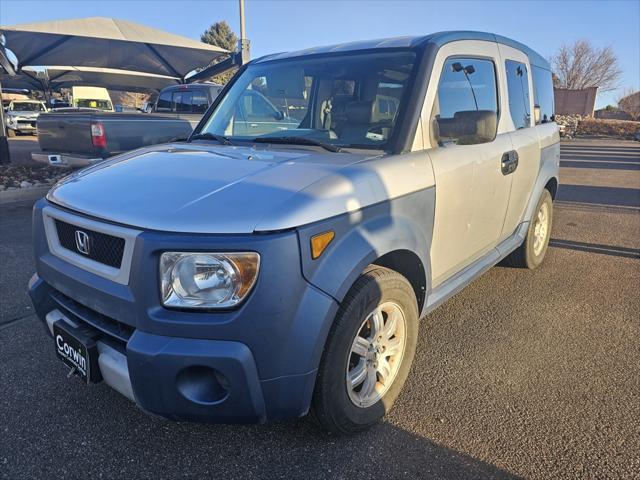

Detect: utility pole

[238,0,250,65]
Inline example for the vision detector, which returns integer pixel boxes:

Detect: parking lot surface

[1,139,639,479]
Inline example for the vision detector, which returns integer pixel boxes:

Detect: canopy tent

[42,66,180,93]
[0,72,45,91]
[0,16,229,80]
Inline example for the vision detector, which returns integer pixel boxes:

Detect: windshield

[199,51,416,149]
[11,102,45,112]
[75,99,113,111]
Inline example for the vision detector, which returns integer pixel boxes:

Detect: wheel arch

[372,249,427,313]
[545,176,559,199]
[297,188,435,317]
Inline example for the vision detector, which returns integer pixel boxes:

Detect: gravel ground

[1,137,75,191]
[0,140,638,479]
[0,164,72,190]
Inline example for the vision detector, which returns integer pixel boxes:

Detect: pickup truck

[4,100,48,136]
[33,83,222,166]
[29,31,559,434]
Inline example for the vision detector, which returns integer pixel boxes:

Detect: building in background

[554,87,598,116]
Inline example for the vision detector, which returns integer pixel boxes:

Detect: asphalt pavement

[0,139,639,479]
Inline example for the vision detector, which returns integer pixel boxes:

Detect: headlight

[160,252,260,309]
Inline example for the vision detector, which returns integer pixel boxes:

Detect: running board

[425,222,529,314]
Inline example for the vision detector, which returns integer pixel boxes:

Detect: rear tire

[504,189,553,269]
[312,265,418,434]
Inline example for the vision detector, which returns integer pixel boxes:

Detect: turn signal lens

[310,231,335,260]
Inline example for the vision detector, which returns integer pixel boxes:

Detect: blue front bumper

[30,199,339,423]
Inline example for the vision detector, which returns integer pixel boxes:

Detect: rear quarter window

[505,60,531,130]
[156,91,173,112]
[532,66,555,124]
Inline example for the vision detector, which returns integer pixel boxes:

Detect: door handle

[501,150,519,175]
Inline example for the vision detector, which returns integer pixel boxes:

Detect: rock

[20,181,33,188]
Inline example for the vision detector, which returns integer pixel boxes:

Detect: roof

[0,17,229,78]
[253,31,550,70]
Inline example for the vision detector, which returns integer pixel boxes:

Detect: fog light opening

[176,365,229,405]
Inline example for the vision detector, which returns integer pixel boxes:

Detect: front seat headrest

[345,100,374,124]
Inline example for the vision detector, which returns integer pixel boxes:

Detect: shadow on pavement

[560,142,640,171]
[549,238,640,259]
[559,161,640,171]
[557,184,640,209]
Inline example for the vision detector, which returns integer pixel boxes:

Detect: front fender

[297,187,435,309]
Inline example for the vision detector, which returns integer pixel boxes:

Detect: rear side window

[532,66,555,124]
[173,91,193,113]
[505,60,531,130]
[241,90,278,121]
[431,57,499,146]
[156,91,173,112]
[192,91,210,113]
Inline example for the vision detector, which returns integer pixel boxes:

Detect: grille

[50,290,134,346]
[55,219,125,268]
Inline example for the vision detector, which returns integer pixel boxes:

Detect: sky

[1,0,639,108]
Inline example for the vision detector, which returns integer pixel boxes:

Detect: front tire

[504,189,553,269]
[312,266,418,434]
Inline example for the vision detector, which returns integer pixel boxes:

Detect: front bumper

[30,273,326,423]
[39,301,266,422]
[29,199,339,423]
[7,120,37,133]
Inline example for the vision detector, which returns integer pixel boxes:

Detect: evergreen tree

[200,21,239,84]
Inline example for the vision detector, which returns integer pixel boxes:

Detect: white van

[71,86,114,112]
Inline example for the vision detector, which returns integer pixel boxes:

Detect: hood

[7,110,40,118]
[47,143,373,233]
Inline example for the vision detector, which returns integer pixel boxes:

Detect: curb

[0,185,51,205]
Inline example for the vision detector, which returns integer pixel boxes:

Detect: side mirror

[436,110,497,145]
[273,110,285,121]
[533,105,541,124]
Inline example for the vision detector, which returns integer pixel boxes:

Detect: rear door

[498,44,540,235]
[424,40,514,286]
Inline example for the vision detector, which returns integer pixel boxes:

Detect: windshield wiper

[253,136,342,153]
[190,132,233,145]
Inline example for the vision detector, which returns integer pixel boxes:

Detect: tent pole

[0,45,14,163]
[0,80,10,164]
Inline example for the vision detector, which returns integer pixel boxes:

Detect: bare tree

[617,88,640,119]
[551,40,622,92]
